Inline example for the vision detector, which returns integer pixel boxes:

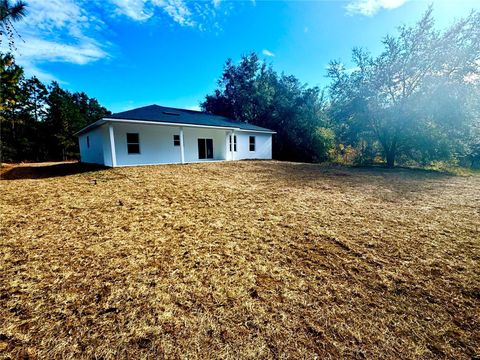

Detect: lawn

[1,161,479,359]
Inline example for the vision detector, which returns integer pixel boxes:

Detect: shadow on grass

[256,160,455,178]
[1,162,106,180]
[247,161,456,195]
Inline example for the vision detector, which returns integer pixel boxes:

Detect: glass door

[198,139,214,159]
[198,139,206,159]
[206,139,213,159]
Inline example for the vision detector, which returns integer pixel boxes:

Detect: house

[75,104,275,167]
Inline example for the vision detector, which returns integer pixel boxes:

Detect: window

[173,134,180,146]
[86,136,90,148]
[229,135,237,152]
[249,136,256,151]
[126,133,140,154]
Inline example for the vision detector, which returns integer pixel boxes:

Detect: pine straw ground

[1,161,479,359]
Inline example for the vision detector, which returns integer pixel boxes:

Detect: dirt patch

[1,161,479,359]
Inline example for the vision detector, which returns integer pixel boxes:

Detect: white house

[75,104,275,167]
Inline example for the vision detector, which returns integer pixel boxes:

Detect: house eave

[74,119,107,136]
[75,118,276,136]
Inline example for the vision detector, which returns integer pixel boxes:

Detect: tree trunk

[386,150,395,168]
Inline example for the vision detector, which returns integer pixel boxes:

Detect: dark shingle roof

[96,105,274,133]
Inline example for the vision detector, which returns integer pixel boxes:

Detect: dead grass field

[1,161,479,359]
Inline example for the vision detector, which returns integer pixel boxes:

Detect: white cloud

[7,0,108,82]
[187,105,201,111]
[159,0,194,27]
[108,0,237,31]
[346,0,409,16]
[262,49,275,57]
[110,0,153,21]
[25,0,83,31]
[19,62,62,83]
[18,38,107,65]
[110,0,196,27]
[6,0,250,82]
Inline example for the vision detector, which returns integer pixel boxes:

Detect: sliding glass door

[198,138,213,159]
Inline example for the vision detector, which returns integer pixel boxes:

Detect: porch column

[108,123,117,167]
[226,131,231,161]
[180,127,185,164]
[232,130,235,161]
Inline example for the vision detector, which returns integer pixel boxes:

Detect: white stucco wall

[110,122,182,166]
[234,131,272,160]
[101,125,113,167]
[78,122,273,166]
[78,126,105,165]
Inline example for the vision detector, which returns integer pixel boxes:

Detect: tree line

[0,54,110,161]
[203,8,479,168]
[0,4,479,168]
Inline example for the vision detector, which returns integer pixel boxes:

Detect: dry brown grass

[1,160,479,359]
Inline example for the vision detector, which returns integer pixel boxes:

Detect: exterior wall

[111,122,182,166]
[78,126,105,165]
[102,125,113,167]
[183,127,227,163]
[234,131,272,160]
[78,122,273,167]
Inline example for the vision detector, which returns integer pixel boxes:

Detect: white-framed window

[87,136,90,148]
[126,133,140,154]
[229,135,237,152]
[249,136,255,151]
[173,134,180,146]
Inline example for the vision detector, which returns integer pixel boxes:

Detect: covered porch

[105,121,237,167]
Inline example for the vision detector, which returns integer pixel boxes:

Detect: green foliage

[2,6,478,170]
[0,52,22,110]
[327,8,480,168]
[0,53,110,162]
[202,53,333,162]
[0,0,27,50]
[312,127,335,162]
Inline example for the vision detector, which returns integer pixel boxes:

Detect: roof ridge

[154,104,219,116]
[116,104,230,118]
[96,104,275,135]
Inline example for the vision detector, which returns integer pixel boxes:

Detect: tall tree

[0,52,23,161]
[202,53,333,162]
[17,77,48,160]
[44,83,110,160]
[328,8,480,167]
[1,54,111,162]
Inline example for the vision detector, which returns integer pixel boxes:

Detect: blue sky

[10,0,479,112]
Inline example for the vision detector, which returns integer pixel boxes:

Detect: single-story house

[75,104,275,167]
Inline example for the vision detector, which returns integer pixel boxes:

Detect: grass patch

[1,161,479,359]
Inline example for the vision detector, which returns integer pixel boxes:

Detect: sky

[8,0,480,112]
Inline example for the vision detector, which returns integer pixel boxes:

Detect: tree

[44,83,110,160]
[202,53,333,162]
[0,52,24,161]
[328,8,480,167]
[17,77,48,160]
[1,53,111,162]
[0,0,27,50]
[0,52,22,110]
[22,77,48,122]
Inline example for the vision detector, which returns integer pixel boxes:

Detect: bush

[312,127,335,162]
